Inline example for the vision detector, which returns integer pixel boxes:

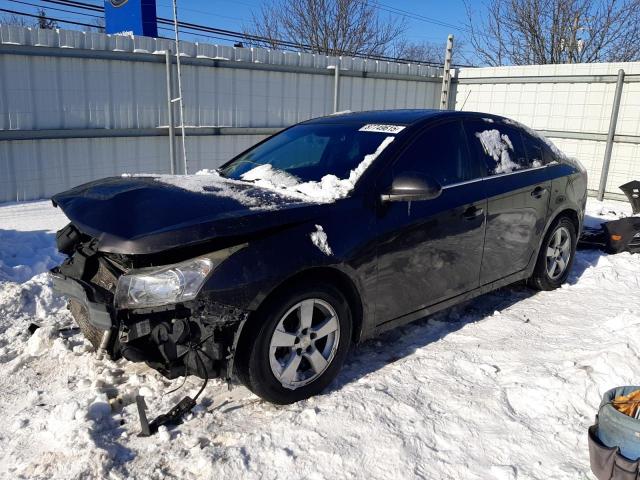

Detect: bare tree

[0,13,34,27]
[36,8,58,30]
[392,38,472,65]
[245,0,406,57]
[392,40,445,63]
[84,17,105,33]
[465,0,640,65]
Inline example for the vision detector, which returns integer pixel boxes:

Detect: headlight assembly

[114,245,244,309]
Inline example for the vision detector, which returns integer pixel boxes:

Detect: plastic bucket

[597,386,640,461]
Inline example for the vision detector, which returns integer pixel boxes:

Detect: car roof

[301,109,506,127]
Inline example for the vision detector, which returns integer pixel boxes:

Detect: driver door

[374,120,487,326]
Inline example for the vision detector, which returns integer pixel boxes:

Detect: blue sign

[104,0,158,37]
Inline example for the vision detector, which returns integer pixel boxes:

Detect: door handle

[462,205,484,220]
[531,186,547,199]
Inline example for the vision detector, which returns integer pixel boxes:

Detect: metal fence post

[332,58,341,113]
[439,35,454,110]
[598,68,625,201]
[165,49,176,174]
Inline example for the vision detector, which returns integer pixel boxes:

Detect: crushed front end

[51,223,250,382]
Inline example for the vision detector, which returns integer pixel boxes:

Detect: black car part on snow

[619,181,640,215]
[579,181,640,254]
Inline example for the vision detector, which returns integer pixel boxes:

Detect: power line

[0,6,100,28]
[7,0,102,19]
[6,0,472,66]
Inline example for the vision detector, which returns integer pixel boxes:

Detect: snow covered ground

[0,198,638,479]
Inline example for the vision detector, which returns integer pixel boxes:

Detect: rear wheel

[529,216,577,290]
[236,282,352,404]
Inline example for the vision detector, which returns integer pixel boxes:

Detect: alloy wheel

[268,298,340,390]
[545,226,572,280]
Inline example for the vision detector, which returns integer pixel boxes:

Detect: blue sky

[0,0,474,60]
[155,0,473,57]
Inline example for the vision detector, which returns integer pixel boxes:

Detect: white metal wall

[0,26,443,202]
[454,62,640,195]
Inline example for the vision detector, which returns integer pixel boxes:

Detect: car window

[393,121,482,186]
[465,121,531,175]
[522,132,550,167]
[219,124,396,182]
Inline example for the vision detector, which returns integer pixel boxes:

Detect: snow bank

[1,199,640,479]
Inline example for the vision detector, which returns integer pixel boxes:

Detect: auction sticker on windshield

[359,124,406,134]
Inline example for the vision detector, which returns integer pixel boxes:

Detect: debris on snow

[475,129,521,174]
[310,224,333,256]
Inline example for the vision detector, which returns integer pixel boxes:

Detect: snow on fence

[0,26,443,203]
[454,63,640,197]
[0,26,639,203]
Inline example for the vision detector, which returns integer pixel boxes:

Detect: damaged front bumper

[51,270,114,331]
[50,239,250,383]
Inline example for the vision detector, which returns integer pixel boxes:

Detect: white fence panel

[455,62,640,195]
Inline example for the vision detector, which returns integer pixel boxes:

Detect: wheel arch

[244,267,365,345]
[530,206,581,273]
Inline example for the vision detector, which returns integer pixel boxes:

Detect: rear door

[464,120,552,285]
[374,120,487,325]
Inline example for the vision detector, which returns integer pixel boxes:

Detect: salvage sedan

[51,110,587,405]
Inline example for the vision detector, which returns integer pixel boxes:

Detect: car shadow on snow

[328,239,609,394]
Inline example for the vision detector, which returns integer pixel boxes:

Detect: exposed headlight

[114,245,244,309]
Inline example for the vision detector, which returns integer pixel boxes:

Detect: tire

[235,282,352,404]
[529,216,577,291]
[68,299,102,350]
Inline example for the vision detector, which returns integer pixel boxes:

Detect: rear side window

[394,121,482,186]
[465,121,532,175]
[522,133,550,167]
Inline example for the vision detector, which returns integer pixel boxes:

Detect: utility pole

[439,34,454,110]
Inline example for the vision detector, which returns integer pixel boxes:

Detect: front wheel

[529,216,577,290]
[235,282,352,404]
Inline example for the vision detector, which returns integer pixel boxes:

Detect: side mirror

[380,172,442,203]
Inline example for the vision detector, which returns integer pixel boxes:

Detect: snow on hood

[475,129,521,174]
[127,135,394,206]
[239,135,396,202]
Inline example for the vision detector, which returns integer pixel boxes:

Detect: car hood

[52,175,327,255]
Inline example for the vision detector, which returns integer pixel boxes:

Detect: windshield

[219,124,398,183]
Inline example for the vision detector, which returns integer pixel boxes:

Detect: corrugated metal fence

[0,26,443,202]
[0,26,639,203]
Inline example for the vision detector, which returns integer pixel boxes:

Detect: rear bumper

[50,270,114,330]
